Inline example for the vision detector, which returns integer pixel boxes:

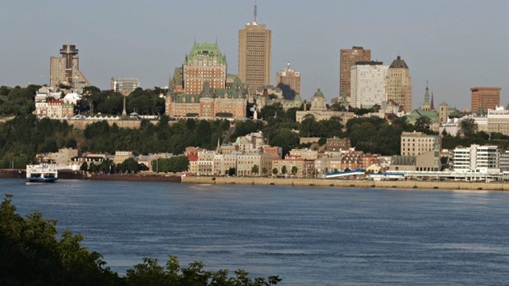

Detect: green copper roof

[389,56,409,69]
[200,82,213,98]
[406,109,439,124]
[312,88,325,99]
[185,42,226,65]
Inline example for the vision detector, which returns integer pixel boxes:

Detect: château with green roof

[165,42,248,119]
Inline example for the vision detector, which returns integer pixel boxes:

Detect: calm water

[2,178,509,285]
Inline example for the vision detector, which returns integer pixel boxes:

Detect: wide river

[2,178,509,285]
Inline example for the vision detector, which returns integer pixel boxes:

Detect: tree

[272,168,278,176]
[262,167,268,176]
[80,162,88,173]
[227,168,236,177]
[281,166,287,175]
[152,156,189,173]
[0,194,122,286]
[460,118,478,137]
[291,166,298,177]
[118,158,148,173]
[414,116,432,133]
[126,256,281,286]
[0,195,281,286]
[82,86,101,116]
[251,165,259,176]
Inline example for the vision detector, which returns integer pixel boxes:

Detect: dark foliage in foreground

[0,194,281,286]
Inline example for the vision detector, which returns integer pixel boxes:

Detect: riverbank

[2,169,508,191]
[181,176,509,191]
[0,169,181,183]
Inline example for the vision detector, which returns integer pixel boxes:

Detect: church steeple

[422,81,431,111]
[430,92,435,110]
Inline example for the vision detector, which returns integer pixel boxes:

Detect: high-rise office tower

[471,87,501,113]
[350,61,388,109]
[276,62,301,99]
[50,44,90,90]
[339,46,371,105]
[238,3,271,95]
[386,56,413,112]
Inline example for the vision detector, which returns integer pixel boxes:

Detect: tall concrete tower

[386,56,413,112]
[238,3,272,96]
[50,44,90,90]
[339,46,371,105]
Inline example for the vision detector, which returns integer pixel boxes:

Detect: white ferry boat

[26,164,58,182]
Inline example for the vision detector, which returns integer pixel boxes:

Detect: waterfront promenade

[2,169,508,191]
[182,176,509,191]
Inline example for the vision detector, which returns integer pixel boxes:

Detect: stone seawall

[2,168,507,191]
[182,176,509,191]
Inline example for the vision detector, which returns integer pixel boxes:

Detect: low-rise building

[45,148,79,165]
[272,157,314,178]
[401,131,441,157]
[296,89,355,123]
[113,151,133,165]
[452,145,500,173]
[326,138,351,152]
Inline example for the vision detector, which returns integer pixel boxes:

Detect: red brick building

[471,87,501,113]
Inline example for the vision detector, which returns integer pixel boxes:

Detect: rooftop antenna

[254,0,258,24]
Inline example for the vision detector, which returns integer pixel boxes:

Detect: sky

[1,0,508,110]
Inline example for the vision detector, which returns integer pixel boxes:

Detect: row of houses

[40,129,509,179]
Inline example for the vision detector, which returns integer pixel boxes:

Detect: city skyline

[1,0,508,110]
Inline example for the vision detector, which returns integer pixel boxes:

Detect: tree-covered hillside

[3,84,509,168]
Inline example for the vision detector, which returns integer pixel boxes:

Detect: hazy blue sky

[1,0,508,110]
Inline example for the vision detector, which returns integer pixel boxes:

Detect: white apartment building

[350,62,388,108]
[453,145,500,173]
[236,153,263,177]
[233,131,265,153]
[213,153,238,176]
[197,150,215,176]
[487,106,509,135]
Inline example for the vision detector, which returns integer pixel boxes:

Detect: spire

[430,92,435,110]
[422,81,431,111]
[254,0,258,24]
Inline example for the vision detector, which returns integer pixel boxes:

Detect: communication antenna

[254,0,257,24]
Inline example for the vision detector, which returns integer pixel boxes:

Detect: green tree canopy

[0,195,282,286]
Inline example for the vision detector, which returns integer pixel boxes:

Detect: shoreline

[181,176,509,192]
[2,169,508,191]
